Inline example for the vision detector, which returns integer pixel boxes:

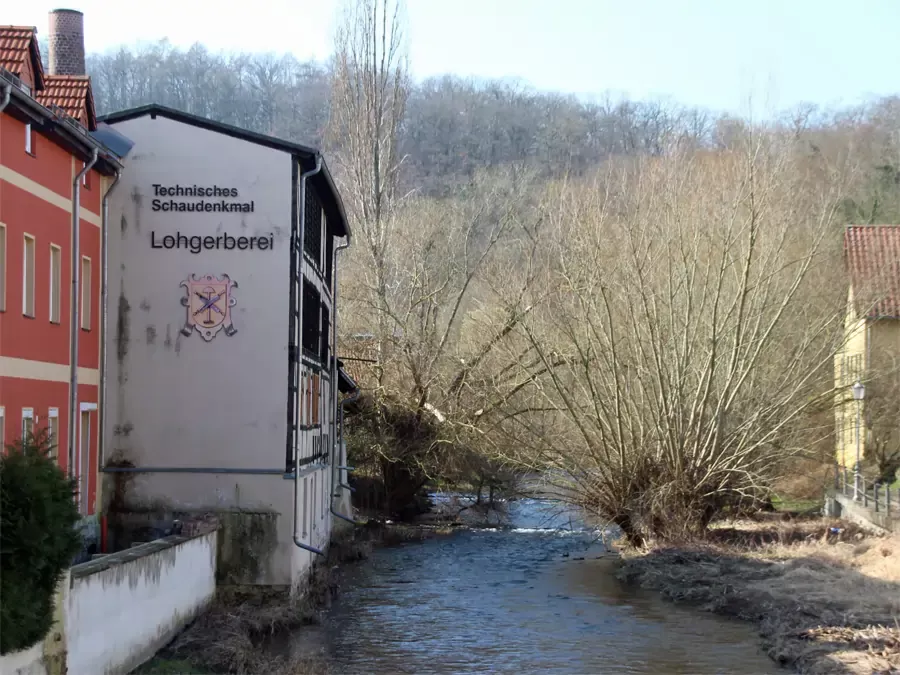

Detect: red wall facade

[1,112,103,516]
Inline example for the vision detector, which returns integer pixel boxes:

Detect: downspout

[293,155,325,556]
[332,387,361,525]
[0,83,11,113]
[98,171,121,470]
[330,233,360,525]
[67,149,98,489]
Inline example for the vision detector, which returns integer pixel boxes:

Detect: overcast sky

[9,0,898,116]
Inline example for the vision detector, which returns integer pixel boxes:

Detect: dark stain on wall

[146,325,157,345]
[164,324,173,351]
[116,283,132,370]
[131,186,143,232]
[140,299,151,312]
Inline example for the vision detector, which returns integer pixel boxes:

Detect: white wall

[105,115,292,480]
[65,532,217,675]
[104,115,335,585]
[0,644,47,675]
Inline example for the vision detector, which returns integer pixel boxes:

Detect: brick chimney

[48,9,86,76]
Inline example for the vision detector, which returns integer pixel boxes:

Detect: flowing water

[291,498,781,674]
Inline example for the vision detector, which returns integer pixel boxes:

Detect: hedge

[0,429,82,654]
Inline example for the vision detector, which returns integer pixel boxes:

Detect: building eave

[3,78,123,176]
[99,103,350,239]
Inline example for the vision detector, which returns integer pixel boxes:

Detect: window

[312,474,317,531]
[303,187,322,269]
[0,223,6,311]
[320,306,330,363]
[49,245,61,323]
[81,256,91,330]
[47,408,59,459]
[22,408,34,442]
[23,234,35,316]
[301,280,320,359]
[302,477,309,537]
[25,123,33,154]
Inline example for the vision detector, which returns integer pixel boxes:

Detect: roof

[0,26,44,89]
[1,72,124,177]
[35,74,96,130]
[336,360,360,395]
[98,104,350,238]
[845,225,900,319]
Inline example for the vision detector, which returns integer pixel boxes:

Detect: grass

[618,514,900,674]
[771,495,824,515]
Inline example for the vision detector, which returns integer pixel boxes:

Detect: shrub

[1,429,82,654]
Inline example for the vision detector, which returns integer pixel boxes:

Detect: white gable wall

[104,115,326,585]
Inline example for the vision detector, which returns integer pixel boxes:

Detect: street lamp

[851,380,865,501]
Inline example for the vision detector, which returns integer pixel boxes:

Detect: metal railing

[835,466,895,517]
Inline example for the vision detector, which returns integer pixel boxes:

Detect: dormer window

[25,124,33,155]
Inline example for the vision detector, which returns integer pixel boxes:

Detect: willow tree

[482,131,851,543]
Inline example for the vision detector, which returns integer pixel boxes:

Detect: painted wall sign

[151,184,254,213]
[151,232,274,253]
[180,274,238,341]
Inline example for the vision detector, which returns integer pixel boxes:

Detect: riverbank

[618,515,900,675]
[135,522,451,675]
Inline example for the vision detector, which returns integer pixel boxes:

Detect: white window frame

[22,407,34,441]
[77,403,97,515]
[49,244,61,323]
[23,233,35,317]
[0,222,6,312]
[25,123,33,154]
[47,408,59,459]
[80,256,91,330]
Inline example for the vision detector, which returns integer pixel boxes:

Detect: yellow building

[835,225,900,470]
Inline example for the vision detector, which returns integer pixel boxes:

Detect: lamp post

[851,380,865,501]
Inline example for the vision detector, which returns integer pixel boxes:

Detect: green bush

[1,429,82,654]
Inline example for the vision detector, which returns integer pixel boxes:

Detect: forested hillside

[76,39,899,214]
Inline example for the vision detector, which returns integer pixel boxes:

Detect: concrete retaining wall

[828,491,900,534]
[65,530,217,675]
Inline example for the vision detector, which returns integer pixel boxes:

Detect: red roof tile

[845,225,900,319]
[36,74,97,131]
[0,26,44,87]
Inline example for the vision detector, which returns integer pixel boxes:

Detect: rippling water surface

[292,498,781,674]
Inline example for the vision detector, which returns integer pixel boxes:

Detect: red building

[0,13,122,527]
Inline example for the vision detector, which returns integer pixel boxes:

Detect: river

[288,497,782,674]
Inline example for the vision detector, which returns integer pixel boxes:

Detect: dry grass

[618,515,900,675]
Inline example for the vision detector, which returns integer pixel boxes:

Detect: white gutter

[293,155,325,556]
[330,234,359,525]
[67,149,99,490]
[98,171,122,469]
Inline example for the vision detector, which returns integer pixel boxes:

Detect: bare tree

[479,131,853,544]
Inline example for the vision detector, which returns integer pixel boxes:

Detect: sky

[8,0,899,116]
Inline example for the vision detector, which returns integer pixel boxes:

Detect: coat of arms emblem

[180,274,238,341]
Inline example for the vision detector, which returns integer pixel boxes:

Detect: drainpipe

[332,387,361,525]
[67,149,98,488]
[0,83,10,113]
[293,155,325,556]
[329,233,360,525]
[98,171,121,470]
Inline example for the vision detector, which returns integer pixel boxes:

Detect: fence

[835,465,895,518]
